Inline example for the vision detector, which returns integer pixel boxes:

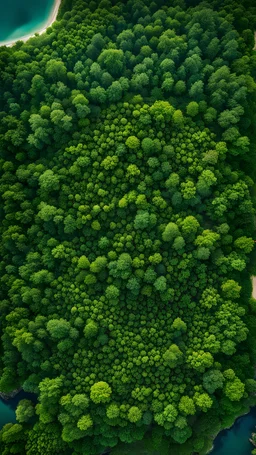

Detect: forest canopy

[1,0,256,454]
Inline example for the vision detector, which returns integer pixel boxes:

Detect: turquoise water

[0,0,55,44]
[0,397,16,428]
[0,392,36,429]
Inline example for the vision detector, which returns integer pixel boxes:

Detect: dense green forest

[1,0,256,454]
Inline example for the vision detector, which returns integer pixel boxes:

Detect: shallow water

[0,0,55,43]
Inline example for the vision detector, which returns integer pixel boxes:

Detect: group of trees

[1,0,256,455]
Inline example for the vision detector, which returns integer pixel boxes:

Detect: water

[0,0,55,44]
[0,391,36,429]
[1,394,256,454]
[211,407,256,455]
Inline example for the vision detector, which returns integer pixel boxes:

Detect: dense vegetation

[1,0,256,454]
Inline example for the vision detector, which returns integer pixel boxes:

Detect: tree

[163,404,178,423]
[107,81,123,102]
[90,382,112,404]
[178,396,196,416]
[172,318,187,333]
[154,276,167,291]
[72,94,90,118]
[203,369,224,394]
[78,256,90,269]
[128,407,142,423]
[181,216,199,238]
[173,236,185,251]
[163,344,183,368]
[162,222,179,242]
[126,136,140,149]
[174,80,186,95]
[187,351,214,373]
[186,101,199,117]
[234,236,254,254]
[142,137,155,154]
[221,280,241,299]
[194,393,213,412]
[107,404,120,419]
[77,415,93,430]
[84,320,98,338]
[189,80,204,100]
[45,59,67,81]
[38,377,63,423]
[16,399,35,423]
[39,170,59,192]
[47,319,71,339]
[134,211,150,229]
[224,378,245,401]
[98,49,124,76]
[149,101,174,122]
[1,424,24,444]
[106,285,120,300]
[173,109,184,128]
[89,86,107,104]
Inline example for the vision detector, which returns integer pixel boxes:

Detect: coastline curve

[0,0,61,48]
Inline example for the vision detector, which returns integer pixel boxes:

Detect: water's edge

[0,389,22,401]
[0,0,61,47]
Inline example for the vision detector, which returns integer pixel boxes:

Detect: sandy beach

[0,0,61,48]
[252,276,256,299]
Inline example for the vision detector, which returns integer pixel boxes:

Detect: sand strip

[252,276,256,299]
[0,0,61,48]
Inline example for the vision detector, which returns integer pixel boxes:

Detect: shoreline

[0,0,61,48]
[253,276,256,299]
[207,409,251,454]
[207,275,256,454]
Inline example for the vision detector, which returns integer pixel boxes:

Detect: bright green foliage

[77,256,90,269]
[125,136,140,149]
[47,319,70,339]
[172,318,187,333]
[90,382,112,404]
[163,344,183,368]
[0,0,256,454]
[224,378,245,401]
[221,280,241,299]
[16,400,35,423]
[162,223,179,242]
[194,393,213,412]
[83,320,98,338]
[107,404,120,419]
[77,415,93,431]
[186,102,199,117]
[128,407,142,423]
[105,285,120,300]
[178,397,196,416]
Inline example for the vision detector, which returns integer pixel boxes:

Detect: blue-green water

[1,397,256,454]
[211,408,256,455]
[0,392,36,429]
[0,0,55,44]
[0,397,17,428]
